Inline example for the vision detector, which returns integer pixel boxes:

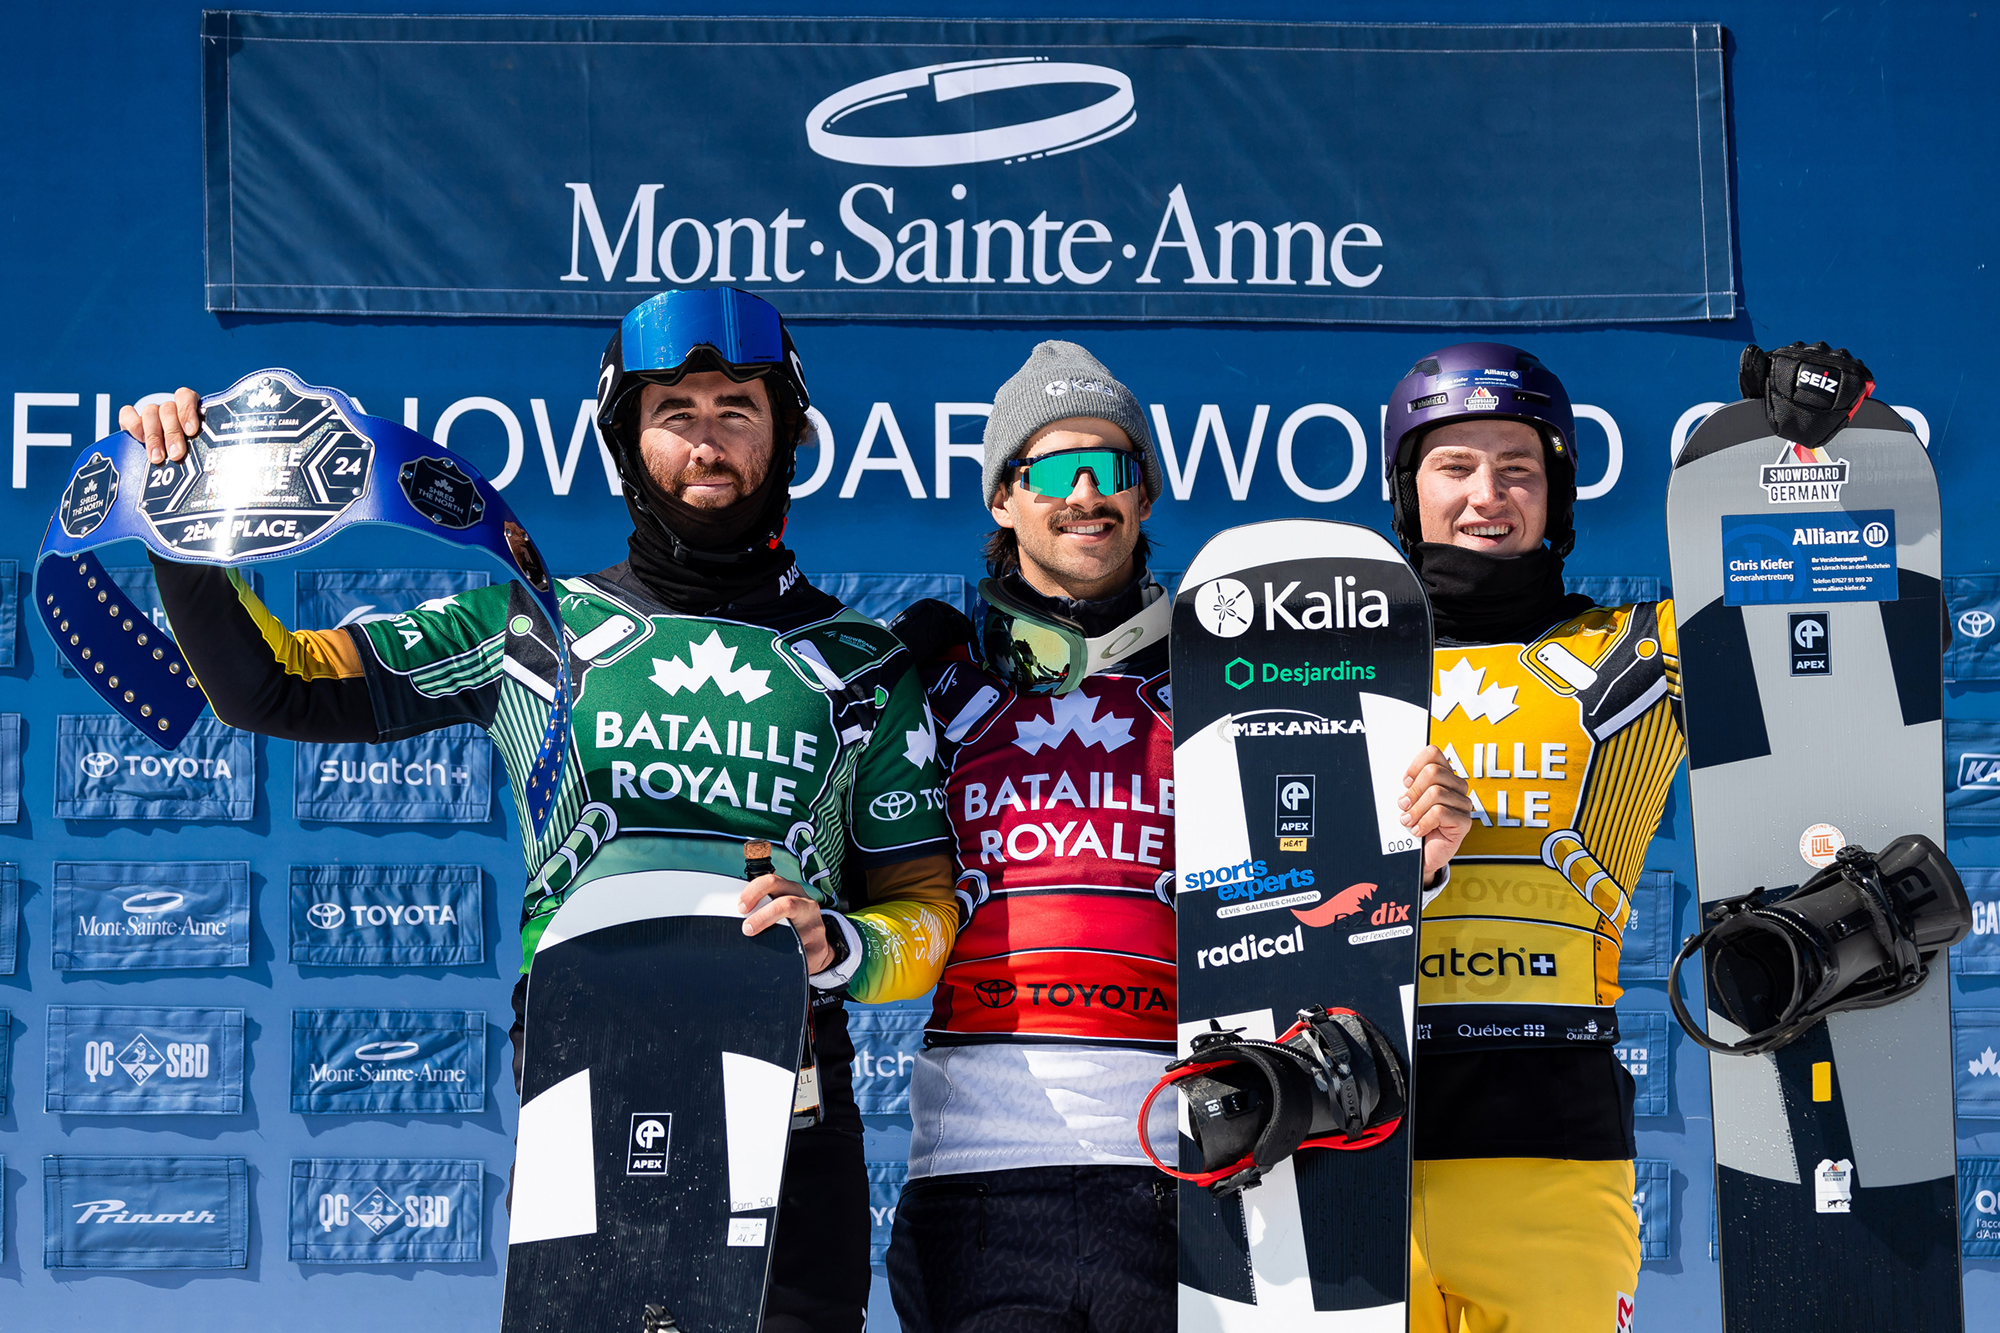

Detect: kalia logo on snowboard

[1194,576,1391,638]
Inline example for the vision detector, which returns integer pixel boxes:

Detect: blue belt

[35,368,572,837]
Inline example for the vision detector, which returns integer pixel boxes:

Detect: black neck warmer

[1409,543,1596,645]
[997,566,1154,637]
[621,452,794,615]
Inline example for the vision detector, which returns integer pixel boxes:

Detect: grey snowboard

[1667,398,1961,1331]
[1171,518,1432,1333]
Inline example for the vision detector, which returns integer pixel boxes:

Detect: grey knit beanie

[982,341,1163,505]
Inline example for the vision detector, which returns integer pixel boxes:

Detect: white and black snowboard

[501,866,808,1333]
[1668,398,1961,1330]
[1171,519,1432,1331]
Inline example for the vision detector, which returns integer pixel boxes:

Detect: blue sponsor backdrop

[5,1,1999,1329]
[848,1008,926,1115]
[1951,722,2000,830]
[0,715,17,824]
[290,1009,486,1115]
[290,865,485,968]
[1634,1158,1673,1264]
[55,715,255,821]
[1616,1010,1673,1120]
[44,1006,245,1115]
[1957,1011,2000,1121]
[0,862,18,975]
[51,861,251,971]
[201,15,1732,326]
[1966,1159,2000,1259]
[288,1158,484,1263]
[0,1012,11,1116]
[1955,870,2000,975]
[294,569,490,632]
[42,1156,250,1269]
[295,724,494,824]
[1950,577,2000,683]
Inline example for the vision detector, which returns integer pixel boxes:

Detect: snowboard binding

[1669,834,1970,1056]
[1138,1005,1406,1197]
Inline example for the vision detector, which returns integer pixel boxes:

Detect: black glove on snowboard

[1739,341,1875,450]
[889,597,975,662]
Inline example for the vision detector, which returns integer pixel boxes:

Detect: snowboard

[1170,518,1433,1332]
[501,865,809,1333]
[1667,398,1961,1331]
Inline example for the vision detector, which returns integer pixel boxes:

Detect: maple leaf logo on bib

[648,630,772,702]
[1431,657,1519,724]
[1011,691,1134,755]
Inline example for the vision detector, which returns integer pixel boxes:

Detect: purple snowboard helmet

[1383,342,1579,558]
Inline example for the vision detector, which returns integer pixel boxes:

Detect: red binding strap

[1136,1060,1259,1187]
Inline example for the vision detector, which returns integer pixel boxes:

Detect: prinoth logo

[1760,441,1850,504]
[73,1198,218,1226]
[310,1037,468,1086]
[1012,692,1135,754]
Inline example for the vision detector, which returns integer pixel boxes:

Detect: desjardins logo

[1224,658,1376,690]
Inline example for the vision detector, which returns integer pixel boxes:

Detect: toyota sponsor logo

[974,978,1016,1008]
[354,1040,422,1062]
[869,790,918,821]
[307,902,347,929]
[76,751,236,780]
[1962,610,1997,639]
[307,900,460,929]
[805,58,1136,168]
[79,751,119,778]
[121,890,186,915]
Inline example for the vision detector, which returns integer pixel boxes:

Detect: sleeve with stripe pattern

[845,852,959,1004]
[149,555,382,743]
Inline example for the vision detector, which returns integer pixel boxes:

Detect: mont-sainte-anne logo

[122,890,185,915]
[1012,691,1134,755]
[1193,577,1254,638]
[649,630,772,702]
[354,1040,421,1063]
[1962,610,1997,639]
[805,57,1136,168]
[1431,658,1519,724]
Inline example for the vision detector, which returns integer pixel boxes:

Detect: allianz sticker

[1800,822,1845,868]
[1814,1158,1854,1214]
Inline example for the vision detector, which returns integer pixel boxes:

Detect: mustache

[1045,504,1120,529]
[668,463,746,493]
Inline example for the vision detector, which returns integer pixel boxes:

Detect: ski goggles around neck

[1002,447,1144,498]
[977,577,1171,696]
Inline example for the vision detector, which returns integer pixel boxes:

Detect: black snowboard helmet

[595,287,814,562]
[1383,342,1580,558]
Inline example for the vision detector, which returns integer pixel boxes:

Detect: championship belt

[35,368,573,837]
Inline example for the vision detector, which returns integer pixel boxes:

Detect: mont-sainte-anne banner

[200,14,1732,324]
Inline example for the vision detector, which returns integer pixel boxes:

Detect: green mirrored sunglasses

[1004,447,1144,498]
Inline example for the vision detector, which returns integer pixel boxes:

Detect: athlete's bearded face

[991,418,1153,601]
[637,374,775,510]
[1414,419,1550,557]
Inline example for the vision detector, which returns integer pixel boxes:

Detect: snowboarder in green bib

[124,287,960,1333]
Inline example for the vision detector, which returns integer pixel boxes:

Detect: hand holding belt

[35,368,573,837]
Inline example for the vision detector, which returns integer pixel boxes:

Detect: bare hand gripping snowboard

[1668,394,1963,1331]
[1165,519,1431,1332]
[501,867,808,1333]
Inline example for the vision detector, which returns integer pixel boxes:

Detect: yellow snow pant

[1409,1157,1641,1333]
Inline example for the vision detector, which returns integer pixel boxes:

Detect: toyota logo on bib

[869,791,917,820]
[354,1041,421,1062]
[805,58,1136,167]
[306,902,347,929]
[1194,578,1254,638]
[1962,610,1997,639]
[121,890,185,915]
[79,751,119,778]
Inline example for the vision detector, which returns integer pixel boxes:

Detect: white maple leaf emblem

[904,710,937,770]
[1431,657,1519,724]
[1012,691,1134,755]
[649,630,772,702]
[1971,1047,2000,1077]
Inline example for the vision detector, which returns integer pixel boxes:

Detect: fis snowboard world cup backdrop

[2,3,1997,1331]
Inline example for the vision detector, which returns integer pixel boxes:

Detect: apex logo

[1012,691,1135,754]
[628,1112,672,1175]
[649,630,773,702]
[1431,658,1519,724]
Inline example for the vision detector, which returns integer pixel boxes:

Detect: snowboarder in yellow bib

[1384,343,1684,1332]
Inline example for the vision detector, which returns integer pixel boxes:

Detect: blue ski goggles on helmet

[1002,447,1144,499]
[34,369,573,838]
[621,287,786,381]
